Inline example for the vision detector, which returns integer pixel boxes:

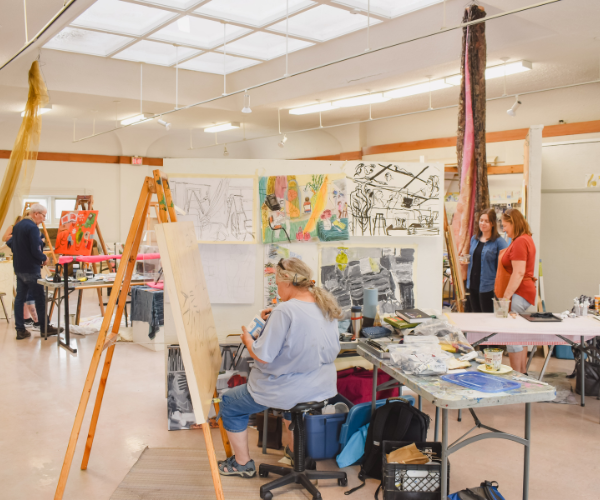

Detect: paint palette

[441,372,521,393]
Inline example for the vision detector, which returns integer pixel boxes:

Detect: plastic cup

[493,298,510,318]
[484,348,503,371]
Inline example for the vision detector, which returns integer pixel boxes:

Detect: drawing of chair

[227,194,251,241]
[395,218,407,229]
[372,213,386,235]
[269,215,291,243]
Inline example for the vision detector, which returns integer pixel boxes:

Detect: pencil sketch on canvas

[199,244,255,304]
[319,246,416,314]
[167,346,196,431]
[263,243,318,307]
[346,163,441,236]
[169,176,255,243]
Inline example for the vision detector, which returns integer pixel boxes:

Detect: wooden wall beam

[0,150,163,166]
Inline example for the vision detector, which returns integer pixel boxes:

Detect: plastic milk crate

[382,441,450,500]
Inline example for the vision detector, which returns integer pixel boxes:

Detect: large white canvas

[344,162,442,237]
[169,175,255,243]
[199,244,255,304]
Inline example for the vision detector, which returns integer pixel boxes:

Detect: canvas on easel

[54,210,98,256]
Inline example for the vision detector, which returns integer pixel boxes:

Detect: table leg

[580,336,585,407]
[418,395,422,411]
[526,346,537,373]
[523,403,531,500]
[539,346,554,380]
[457,409,462,422]
[434,407,439,441]
[262,409,268,455]
[43,285,48,341]
[371,367,378,416]
[76,290,83,325]
[441,408,448,500]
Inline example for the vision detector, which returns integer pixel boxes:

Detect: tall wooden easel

[54,170,227,500]
[444,207,466,312]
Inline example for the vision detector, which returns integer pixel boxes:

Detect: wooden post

[444,207,465,312]
[213,389,232,458]
[203,423,226,500]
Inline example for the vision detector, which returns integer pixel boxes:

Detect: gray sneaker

[16,329,31,340]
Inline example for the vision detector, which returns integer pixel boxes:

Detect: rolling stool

[259,401,347,500]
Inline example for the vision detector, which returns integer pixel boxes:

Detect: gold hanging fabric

[0,60,49,227]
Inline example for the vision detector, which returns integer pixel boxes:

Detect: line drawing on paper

[347,163,441,236]
[199,244,255,304]
[319,246,416,314]
[169,176,255,243]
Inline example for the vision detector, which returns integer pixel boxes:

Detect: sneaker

[41,325,64,336]
[24,319,34,327]
[30,322,41,332]
[16,329,31,340]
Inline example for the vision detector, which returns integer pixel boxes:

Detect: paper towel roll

[363,287,378,319]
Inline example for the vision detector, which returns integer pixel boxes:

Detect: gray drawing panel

[167,346,197,431]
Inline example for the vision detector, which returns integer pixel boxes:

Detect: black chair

[258,401,347,500]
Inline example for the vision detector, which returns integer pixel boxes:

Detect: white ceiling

[0,0,599,153]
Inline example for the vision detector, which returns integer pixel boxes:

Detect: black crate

[382,441,449,500]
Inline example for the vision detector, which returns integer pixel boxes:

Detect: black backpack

[345,398,430,495]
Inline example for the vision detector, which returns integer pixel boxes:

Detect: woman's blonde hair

[13,215,22,226]
[276,257,342,321]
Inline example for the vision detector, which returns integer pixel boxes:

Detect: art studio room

[1,0,600,499]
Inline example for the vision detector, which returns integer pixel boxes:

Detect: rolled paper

[363,287,379,319]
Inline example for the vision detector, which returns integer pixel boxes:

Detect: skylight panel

[179,52,261,75]
[135,0,204,10]
[149,16,251,49]
[43,27,133,57]
[268,4,382,42]
[70,0,176,37]
[112,40,199,66]
[331,0,443,18]
[194,0,316,28]
[215,32,313,61]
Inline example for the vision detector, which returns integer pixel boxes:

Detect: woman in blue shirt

[218,258,341,478]
[464,208,508,312]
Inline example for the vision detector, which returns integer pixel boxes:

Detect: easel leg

[202,423,226,500]
[75,290,83,325]
[49,289,58,321]
[212,389,232,458]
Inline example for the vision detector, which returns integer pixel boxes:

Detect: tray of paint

[440,372,521,393]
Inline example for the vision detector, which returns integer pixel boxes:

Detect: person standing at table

[464,208,508,313]
[495,208,537,373]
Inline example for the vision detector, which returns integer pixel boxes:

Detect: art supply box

[305,394,353,460]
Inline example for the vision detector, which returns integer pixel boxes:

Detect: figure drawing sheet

[263,243,318,307]
[54,210,99,256]
[259,173,349,243]
[167,346,196,431]
[199,244,255,304]
[169,175,255,243]
[345,162,441,236]
[319,246,417,314]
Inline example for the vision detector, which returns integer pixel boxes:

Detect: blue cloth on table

[130,286,164,339]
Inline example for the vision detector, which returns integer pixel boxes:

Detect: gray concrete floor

[1,292,599,499]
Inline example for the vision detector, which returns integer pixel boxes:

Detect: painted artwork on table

[345,162,441,236]
[167,346,196,431]
[169,175,255,243]
[259,174,349,243]
[54,210,98,256]
[263,243,318,307]
[319,246,416,314]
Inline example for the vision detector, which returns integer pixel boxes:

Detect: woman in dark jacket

[464,208,508,312]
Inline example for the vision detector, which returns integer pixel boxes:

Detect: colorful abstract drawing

[259,174,349,243]
[54,210,98,256]
[319,245,417,314]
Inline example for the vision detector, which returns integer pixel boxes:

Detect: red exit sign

[132,156,143,165]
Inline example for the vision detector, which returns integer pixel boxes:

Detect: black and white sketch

[346,163,441,236]
[167,345,196,430]
[319,246,416,315]
[169,176,255,243]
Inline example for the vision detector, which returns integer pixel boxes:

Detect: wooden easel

[54,170,228,500]
[444,207,465,312]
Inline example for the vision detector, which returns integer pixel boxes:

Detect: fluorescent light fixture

[204,122,240,133]
[149,17,251,49]
[179,52,260,75]
[21,104,52,117]
[241,92,252,114]
[215,31,313,61]
[332,0,443,19]
[44,27,132,57]
[121,113,154,125]
[332,93,390,108]
[289,102,334,115]
[113,40,199,66]
[445,61,532,86]
[268,4,382,42]
[384,79,451,99]
[71,0,176,37]
[136,0,202,9]
[195,0,315,28]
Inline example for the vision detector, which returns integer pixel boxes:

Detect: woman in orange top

[497,208,537,373]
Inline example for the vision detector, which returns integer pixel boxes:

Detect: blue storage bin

[305,393,354,460]
[339,396,415,452]
[554,345,575,360]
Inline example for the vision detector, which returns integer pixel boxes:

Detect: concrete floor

[1,294,599,500]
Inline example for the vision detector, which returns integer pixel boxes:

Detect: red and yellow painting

[54,211,99,256]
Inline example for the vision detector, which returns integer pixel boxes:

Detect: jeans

[506,294,534,353]
[15,272,48,332]
[217,384,267,433]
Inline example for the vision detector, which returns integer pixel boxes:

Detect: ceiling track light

[241,91,252,114]
[223,145,229,156]
[158,118,171,130]
[278,134,288,148]
[507,96,521,117]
